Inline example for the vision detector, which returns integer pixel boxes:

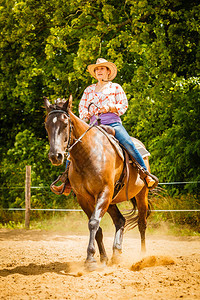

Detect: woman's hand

[108,104,117,113]
[98,104,117,114]
[82,117,89,123]
[99,105,110,114]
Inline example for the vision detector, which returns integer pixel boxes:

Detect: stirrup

[143,172,159,190]
[50,176,68,195]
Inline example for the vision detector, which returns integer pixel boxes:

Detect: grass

[0,210,199,237]
[1,191,199,236]
[147,218,200,237]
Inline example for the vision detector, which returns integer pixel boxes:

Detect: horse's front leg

[85,188,111,270]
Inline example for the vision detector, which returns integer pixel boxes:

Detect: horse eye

[62,114,68,124]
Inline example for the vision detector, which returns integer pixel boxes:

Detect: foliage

[0,129,77,209]
[0,0,199,217]
[150,190,200,232]
[149,77,200,184]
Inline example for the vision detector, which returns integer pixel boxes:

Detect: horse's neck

[69,111,89,139]
[69,111,96,164]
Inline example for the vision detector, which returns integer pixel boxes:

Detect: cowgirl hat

[87,58,117,81]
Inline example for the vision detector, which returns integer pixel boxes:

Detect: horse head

[44,96,72,166]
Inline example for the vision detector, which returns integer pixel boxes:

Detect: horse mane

[44,95,72,115]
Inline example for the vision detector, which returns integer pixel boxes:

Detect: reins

[67,114,102,152]
[68,103,103,151]
[47,108,102,153]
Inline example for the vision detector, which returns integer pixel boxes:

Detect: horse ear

[44,96,51,113]
[63,95,72,111]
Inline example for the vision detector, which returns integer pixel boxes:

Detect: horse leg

[95,227,108,264]
[135,186,149,254]
[107,204,126,264]
[85,189,111,270]
[78,198,108,267]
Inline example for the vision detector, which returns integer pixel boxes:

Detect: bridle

[47,109,73,153]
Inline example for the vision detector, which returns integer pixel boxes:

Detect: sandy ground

[0,229,199,299]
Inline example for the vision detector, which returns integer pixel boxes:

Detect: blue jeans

[109,122,147,170]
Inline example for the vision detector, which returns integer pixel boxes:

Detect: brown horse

[44,97,152,270]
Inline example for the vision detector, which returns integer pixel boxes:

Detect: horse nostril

[57,153,63,161]
[48,152,64,165]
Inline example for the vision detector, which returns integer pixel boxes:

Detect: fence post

[25,165,31,229]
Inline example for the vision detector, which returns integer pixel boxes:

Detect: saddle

[99,124,115,136]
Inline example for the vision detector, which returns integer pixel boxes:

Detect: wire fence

[2,208,200,212]
[0,180,199,190]
[1,181,200,213]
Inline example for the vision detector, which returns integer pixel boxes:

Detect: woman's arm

[114,84,128,116]
[99,83,128,115]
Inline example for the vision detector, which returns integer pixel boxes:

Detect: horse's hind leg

[95,227,108,264]
[107,204,126,263]
[135,186,149,253]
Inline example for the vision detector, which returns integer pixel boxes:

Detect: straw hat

[87,58,117,81]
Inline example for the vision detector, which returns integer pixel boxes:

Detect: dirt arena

[0,229,199,299]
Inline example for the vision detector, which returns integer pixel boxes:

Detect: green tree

[0,0,199,211]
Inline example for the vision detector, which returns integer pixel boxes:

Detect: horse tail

[124,197,152,231]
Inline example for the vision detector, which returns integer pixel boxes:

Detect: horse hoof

[85,259,97,272]
[100,260,107,268]
[111,255,121,265]
[100,255,109,265]
[111,251,122,265]
[111,249,122,265]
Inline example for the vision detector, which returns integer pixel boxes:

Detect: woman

[52,58,157,195]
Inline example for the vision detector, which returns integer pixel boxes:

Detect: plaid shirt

[79,82,128,120]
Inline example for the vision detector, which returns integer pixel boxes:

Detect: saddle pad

[131,137,150,158]
[96,126,150,161]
